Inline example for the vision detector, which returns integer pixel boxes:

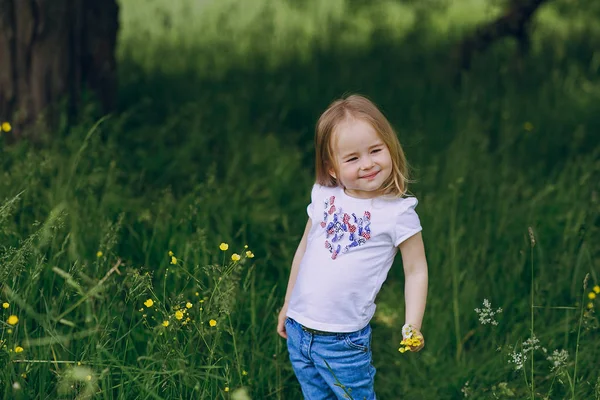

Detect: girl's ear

[327,163,337,179]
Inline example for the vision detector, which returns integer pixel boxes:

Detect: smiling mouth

[361,171,379,179]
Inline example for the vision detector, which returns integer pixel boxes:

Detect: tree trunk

[456,0,550,71]
[0,0,118,142]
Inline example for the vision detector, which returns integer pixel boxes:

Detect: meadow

[1,0,599,398]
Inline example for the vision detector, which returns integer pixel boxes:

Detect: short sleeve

[306,184,321,220]
[393,197,422,246]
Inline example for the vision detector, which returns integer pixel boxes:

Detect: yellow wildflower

[168,250,174,256]
[15,346,23,353]
[246,251,254,258]
[170,256,177,265]
[175,311,184,320]
[594,285,600,294]
[21,373,26,378]
[209,319,217,327]
[589,292,597,300]
[2,302,9,309]
[162,320,169,327]
[144,299,154,308]
[231,253,241,261]
[219,243,229,251]
[1,122,11,132]
[96,251,103,258]
[399,324,422,354]
[242,370,248,376]
[224,387,229,392]
[588,302,594,309]
[7,315,18,325]
[523,122,534,131]
[244,245,248,248]
[86,375,92,381]
[195,292,199,296]
[186,302,193,309]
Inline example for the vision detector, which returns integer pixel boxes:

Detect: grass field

[1,0,599,398]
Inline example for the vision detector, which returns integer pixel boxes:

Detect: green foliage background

[1,0,599,398]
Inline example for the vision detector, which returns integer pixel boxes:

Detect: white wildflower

[461,381,471,397]
[509,350,527,370]
[474,299,503,325]
[523,335,540,353]
[547,349,569,371]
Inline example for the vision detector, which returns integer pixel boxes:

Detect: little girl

[277,94,428,399]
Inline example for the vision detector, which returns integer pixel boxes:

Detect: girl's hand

[277,303,289,339]
[399,324,425,353]
[409,329,425,352]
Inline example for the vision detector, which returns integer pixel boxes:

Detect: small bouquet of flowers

[398,324,422,353]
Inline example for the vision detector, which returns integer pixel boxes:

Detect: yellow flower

[224,387,229,392]
[219,243,229,251]
[195,292,199,296]
[15,346,23,353]
[7,315,18,325]
[398,347,407,353]
[523,122,534,131]
[170,256,177,265]
[175,311,184,320]
[209,319,217,327]
[1,122,11,132]
[96,251,103,258]
[242,370,248,376]
[144,299,154,308]
[594,285,600,294]
[244,245,248,248]
[162,320,169,327]
[168,250,174,256]
[589,292,597,300]
[231,253,241,261]
[2,302,9,309]
[186,302,193,309]
[86,375,92,381]
[246,251,254,258]
[588,302,594,309]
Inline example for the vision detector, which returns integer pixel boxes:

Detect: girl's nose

[361,156,374,170]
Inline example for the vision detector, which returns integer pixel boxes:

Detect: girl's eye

[346,157,358,163]
[371,148,381,154]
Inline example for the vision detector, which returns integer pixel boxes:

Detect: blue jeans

[285,317,376,400]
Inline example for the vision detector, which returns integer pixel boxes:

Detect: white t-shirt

[286,184,422,333]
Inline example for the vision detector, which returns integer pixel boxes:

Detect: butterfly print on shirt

[320,196,372,260]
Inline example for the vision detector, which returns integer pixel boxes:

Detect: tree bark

[456,0,550,71]
[0,0,118,142]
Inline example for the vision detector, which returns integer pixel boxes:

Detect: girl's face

[328,118,392,199]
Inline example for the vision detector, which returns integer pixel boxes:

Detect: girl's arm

[399,232,428,331]
[277,218,312,339]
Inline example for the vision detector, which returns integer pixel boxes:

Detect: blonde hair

[314,94,410,197]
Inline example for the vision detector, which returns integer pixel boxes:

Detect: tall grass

[1,0,599,398]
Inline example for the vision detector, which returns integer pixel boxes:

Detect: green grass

[1,0,600,398]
